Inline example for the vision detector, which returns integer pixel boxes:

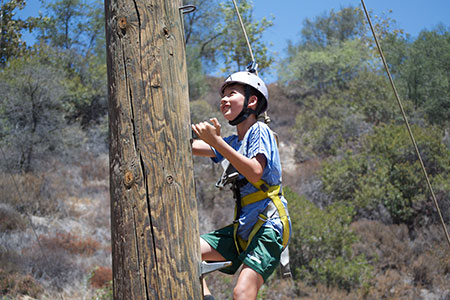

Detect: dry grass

[37,232,101,256]
[0,204,27,232]
[0,268,44,299]
[350,220,450,298]
[0,172,62,217]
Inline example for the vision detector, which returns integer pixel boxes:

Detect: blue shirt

[211,122,290,241]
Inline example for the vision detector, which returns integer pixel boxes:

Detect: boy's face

[220,84,245,121]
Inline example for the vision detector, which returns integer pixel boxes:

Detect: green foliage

[186,45,208,100]
[292,93,367,159]
[280,6,430,162]
[183,0,273,74]
[38,0,105,56]
[300,6,367,48]
[0,0,42,66]
[32,0,108,128]
[378,25,449,127]
[216,0,273,73]
[402,27,449,126]
[280,39,371,98]
[305,255,372,292]
[321,124,450,224]
[285,187,372,290]
[91,281,113,300]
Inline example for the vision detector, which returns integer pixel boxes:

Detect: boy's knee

[233,284,247,300]
[233,281,257,300]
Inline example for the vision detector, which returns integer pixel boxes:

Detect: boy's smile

[220,84,245,121]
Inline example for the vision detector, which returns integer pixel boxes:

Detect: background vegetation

[0,0,449,299]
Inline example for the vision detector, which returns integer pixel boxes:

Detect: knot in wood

[166,175,174,185]
[118,17,128,30]
[124,171,134,189]
[163,27,170,39]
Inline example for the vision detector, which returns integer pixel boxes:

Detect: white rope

[230,0,255,68]
[230,0,273,124]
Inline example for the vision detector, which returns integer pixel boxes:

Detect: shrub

[0,268,43,298]
[0,172,62,217]
[0,204,27,232]
[89,266,112,289]
[39,232,101,256]
[321,124,450,225]
[91,281,113,300]
[285,187,372,290]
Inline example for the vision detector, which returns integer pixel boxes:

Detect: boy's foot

[204,295,215,300]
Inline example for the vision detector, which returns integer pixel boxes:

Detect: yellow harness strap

[232,179,290,254]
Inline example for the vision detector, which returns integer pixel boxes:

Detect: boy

[192,71,290,300]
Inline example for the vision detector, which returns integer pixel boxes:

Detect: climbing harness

[220,0,291,276]
[216,137,292,278]
[232,178,290,252]
[361,0,450,248]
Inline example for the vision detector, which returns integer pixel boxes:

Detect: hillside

[1,75,449,299]
[1,2,449,299]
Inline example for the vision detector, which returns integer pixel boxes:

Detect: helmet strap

[229,85,257,126]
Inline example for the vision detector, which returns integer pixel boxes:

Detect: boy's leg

[233,265,264,300]
[201,237,226,261]
[201,237,226,298]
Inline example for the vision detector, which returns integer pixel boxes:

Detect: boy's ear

[248,95,258,108]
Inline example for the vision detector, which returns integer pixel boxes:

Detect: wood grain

[106,0,201,298]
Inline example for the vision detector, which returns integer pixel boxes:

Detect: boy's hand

[192,118,221,147]
[210,118,221,136]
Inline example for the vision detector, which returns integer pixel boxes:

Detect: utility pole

[105,0,202,299]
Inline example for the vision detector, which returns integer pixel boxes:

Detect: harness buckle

[260,183,269,192]
[216,171,239,189]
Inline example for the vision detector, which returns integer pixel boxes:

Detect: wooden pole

[105,0,202,299]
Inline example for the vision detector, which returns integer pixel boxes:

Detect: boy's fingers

[210,118,221,128]
[192,124,200,134]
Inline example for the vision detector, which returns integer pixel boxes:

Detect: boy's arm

[192,119,266,183]
[191,139,215,157]
[211,138,266,183]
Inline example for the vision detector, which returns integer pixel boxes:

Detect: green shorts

[201,225,283,282]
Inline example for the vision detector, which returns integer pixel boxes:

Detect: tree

[38,0,84,51]
[299,6,366,49]
[402,26,450,126]
[0,0,40,66]
[320,124,450,225]
[183,0,273,74]
[35,0,108,128]
[0,53,69,172]
[279,39,371,99]
[285,187,372,290]
[279,6,414,160]
[215,0,273,73]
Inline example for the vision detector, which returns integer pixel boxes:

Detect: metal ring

[179,5,196,14]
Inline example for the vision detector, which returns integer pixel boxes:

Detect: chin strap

[228,85,257,126]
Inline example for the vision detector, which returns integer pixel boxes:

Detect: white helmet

[220,71,269,115]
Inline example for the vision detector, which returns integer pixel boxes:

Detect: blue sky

[253,0,449,58]
[18,0,449,80]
